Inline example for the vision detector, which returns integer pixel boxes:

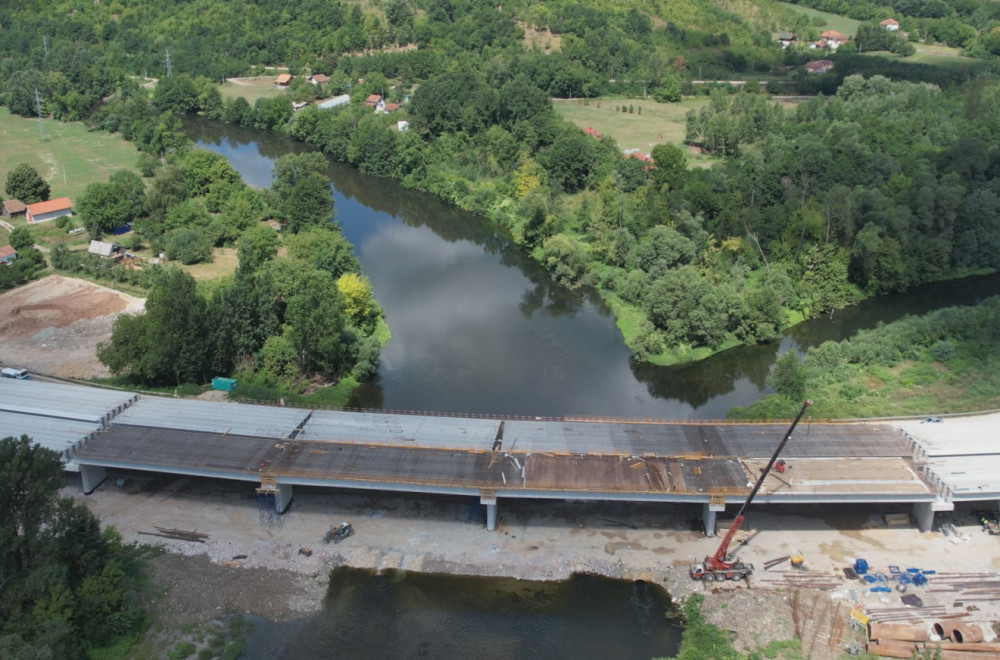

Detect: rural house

[25,197,73,224]
[309,73,330,85]
[87,240,125,259]
[881,18,899,31]
[0,245,16,264]
[2,199,26,219]
[275,73,293,86]
[777,32,797,48]
[805,60,835,74]
[819,30,848,48]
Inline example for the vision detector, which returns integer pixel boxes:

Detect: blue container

[211,377,238,392]
[854,558,869,575]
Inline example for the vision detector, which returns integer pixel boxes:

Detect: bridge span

[3,379,997,533]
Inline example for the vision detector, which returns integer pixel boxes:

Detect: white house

[881,18,899,31]
[25,197,73,224]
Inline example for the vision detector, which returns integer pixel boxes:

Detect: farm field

[219,76,293,103]
[0,108,140,203]
[553,96,712,161]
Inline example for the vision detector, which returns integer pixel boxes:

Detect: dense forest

[2,0,1000,369]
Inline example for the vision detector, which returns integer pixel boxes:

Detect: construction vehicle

[324,522,354,544]
[690,400,812,582]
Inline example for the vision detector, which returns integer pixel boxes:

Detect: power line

[34,88,46,141]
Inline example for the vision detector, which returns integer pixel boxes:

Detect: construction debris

[138,527,210,543]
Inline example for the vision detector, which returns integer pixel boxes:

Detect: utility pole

[34,88,46,141]
[42,35,48,60]
[165,48,172,78]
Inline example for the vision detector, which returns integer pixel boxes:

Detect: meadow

[553,96,712,161]
[0,108,140,203]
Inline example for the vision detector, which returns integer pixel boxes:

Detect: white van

[1,367,30,379]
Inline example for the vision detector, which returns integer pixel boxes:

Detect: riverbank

[69,470,1000,659]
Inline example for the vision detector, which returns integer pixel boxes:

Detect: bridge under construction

[3,378,997,533]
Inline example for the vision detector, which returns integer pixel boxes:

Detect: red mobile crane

[690,400,813,582]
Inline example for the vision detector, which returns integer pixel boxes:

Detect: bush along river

[187,117,1000,420]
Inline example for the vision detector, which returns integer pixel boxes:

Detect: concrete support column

[913,499,954,533]
[703,501,726,536]
[80,465,107,494]
[274,483,294,513]
[481,492,498,531]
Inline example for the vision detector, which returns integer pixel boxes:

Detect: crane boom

[692,400,812,580]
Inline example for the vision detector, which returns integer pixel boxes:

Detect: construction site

[3,377,1000,658]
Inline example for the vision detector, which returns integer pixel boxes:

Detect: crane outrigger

[690,400,813,581]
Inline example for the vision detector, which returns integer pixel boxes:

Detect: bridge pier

[481,491,498,531]
[273,483,294,513]
[912,499,953,533]
[703,501,727,536]
[80,465,107,494]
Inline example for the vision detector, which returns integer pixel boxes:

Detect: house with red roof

[805,60,835,74]
[275,73,293,86]
[881,18,899,31]
[2,199,26,219]
[309,73,330,85]
[25,197,73,224]
[819,30,848,48]
[0,245,17,264]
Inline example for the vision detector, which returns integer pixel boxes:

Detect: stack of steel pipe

[867,621,1000,658]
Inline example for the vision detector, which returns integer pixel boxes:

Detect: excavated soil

[0,275,144,378]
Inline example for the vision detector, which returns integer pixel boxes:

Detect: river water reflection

[187,119,1000,419]
[242,569,682,660]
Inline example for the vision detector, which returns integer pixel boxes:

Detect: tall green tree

[98,268,209,385]
[0,436,143,657]
[4,164,50,204]
[270,152,335,233]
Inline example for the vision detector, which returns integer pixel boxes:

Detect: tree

[5,164,50,204]
[98,268,209,385]
[152,73,199,114]
[0,436,143,656]
[7,226,35,252]
[284,226,360,278]
[270,152,335,233]
[538,130,598,193]
[237,224,280,274]
[768,351,807,401]
[76,180,140,239]
[180,149,241,196]
[336,272,378,330]
[284,268,348,373]
[165,227,213,264]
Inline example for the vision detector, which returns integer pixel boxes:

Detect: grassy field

[778,2,860,36]
[553,97,713,161]
[0,108,140,203]
[219,77,292,103]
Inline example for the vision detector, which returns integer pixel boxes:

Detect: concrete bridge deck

[3,378,995,533]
